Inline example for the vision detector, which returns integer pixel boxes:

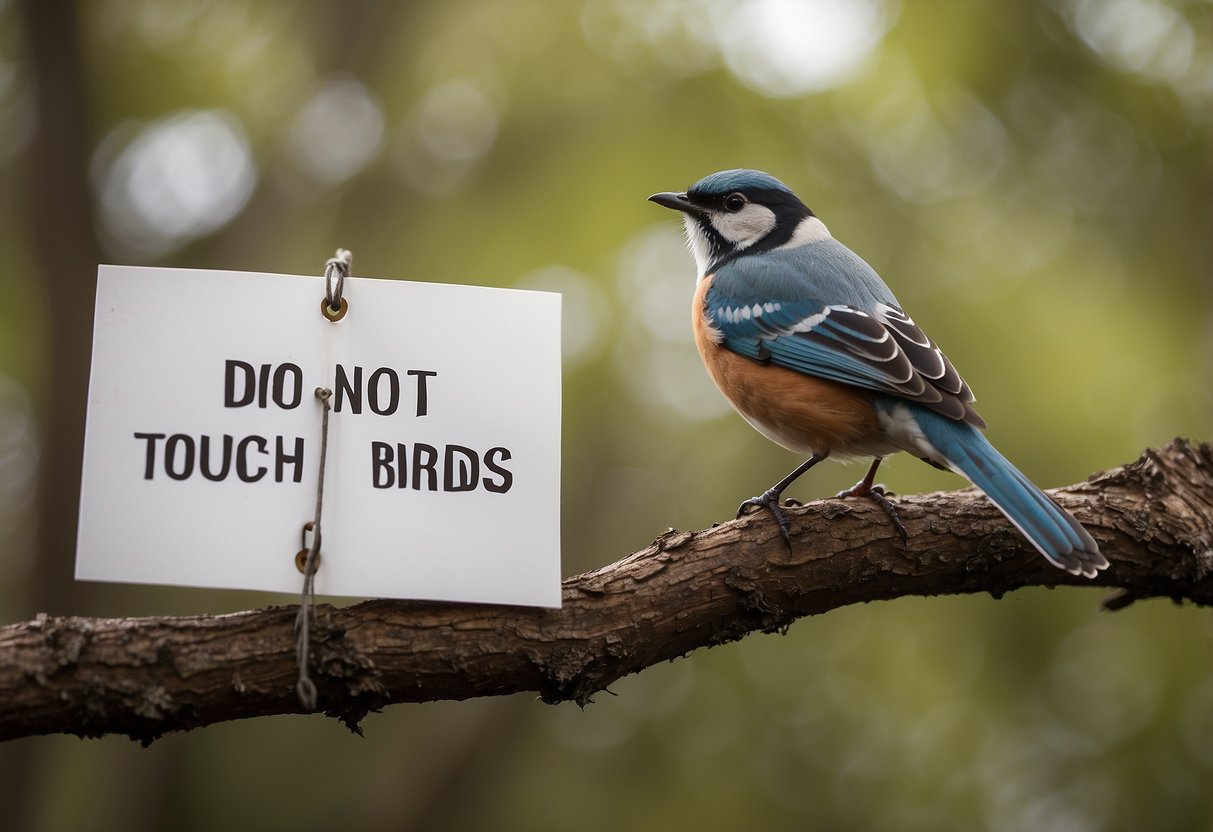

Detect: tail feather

[914,410,1108,578]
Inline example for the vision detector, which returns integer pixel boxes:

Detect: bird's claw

[837,481,907,541]
[835,482,895,500]
[737,489,794,551]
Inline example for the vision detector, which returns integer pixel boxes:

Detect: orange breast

[691,276,881,456]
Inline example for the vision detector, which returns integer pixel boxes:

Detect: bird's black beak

[648,191,702,216]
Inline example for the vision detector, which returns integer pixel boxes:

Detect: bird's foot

[737,489,794,551]
[837,481,908,540]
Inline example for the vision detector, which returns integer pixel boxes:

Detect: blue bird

[649,169,1107,578]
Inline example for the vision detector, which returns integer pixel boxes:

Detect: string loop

[322,249,352,321]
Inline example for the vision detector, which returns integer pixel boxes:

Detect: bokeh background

[1,0,1211,829]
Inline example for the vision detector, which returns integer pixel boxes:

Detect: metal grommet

[320,296,348,322]
[295,548,320,575]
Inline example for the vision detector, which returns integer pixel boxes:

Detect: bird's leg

[737,451,829,550]
[836,457,907,540]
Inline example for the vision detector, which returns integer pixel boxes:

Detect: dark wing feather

[706,286,985,428]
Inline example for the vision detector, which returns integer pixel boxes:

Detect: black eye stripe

[723,193,746,212]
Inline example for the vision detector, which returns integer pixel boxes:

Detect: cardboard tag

[77,265,562,607]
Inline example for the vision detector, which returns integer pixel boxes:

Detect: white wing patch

[789,306,832,333]
[712,302,851,335]
[718,300,785,324]
[715,301,843,334]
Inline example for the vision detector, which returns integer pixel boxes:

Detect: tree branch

[3,439,1211,744]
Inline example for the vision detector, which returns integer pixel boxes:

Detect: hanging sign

[77,265,562,607]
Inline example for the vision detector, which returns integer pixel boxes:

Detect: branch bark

[3,439,1211,744]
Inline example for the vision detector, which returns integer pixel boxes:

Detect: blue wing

[706,243,985,428]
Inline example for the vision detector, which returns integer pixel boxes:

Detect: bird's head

[649,169,824,280]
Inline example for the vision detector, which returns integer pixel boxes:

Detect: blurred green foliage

[0,0,1210,830]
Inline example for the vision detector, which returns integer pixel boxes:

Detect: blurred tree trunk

[2,1,100,828]
[21,0,98,617]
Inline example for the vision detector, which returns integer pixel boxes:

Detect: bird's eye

[723,193,746,212]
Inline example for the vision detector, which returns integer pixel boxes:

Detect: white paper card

[77,265,562,607]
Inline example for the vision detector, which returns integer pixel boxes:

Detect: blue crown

[688,169,793,197]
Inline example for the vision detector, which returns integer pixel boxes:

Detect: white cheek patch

[708,204,776,248]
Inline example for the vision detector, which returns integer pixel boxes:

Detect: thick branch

[3,439,1211,744]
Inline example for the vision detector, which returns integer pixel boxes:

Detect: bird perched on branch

[649,169,1107,578]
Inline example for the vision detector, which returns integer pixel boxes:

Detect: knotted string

[324,249,352,317]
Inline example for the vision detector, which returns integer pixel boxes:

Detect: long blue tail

[913,408,1107,577]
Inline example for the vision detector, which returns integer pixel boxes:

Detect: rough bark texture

[2,439,1211,744]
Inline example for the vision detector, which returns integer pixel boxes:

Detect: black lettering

[133,432,165,479]
[444,445,479,491]
[412,443,438,491]
[483,447,513,493]
[224,360,255,408]
[368,368,400,416]
[396,443,408,488]
[236,435,268,482]
[273,363,303,409]
[276,436,305,483]
[371,441,394,488]
[407,370,437,416]
[333,364,362,414]
[199,434,233,481]
[165,434,195,481]
[257,363,271,408]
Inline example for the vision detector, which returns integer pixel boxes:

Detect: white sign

[77,265,562,607]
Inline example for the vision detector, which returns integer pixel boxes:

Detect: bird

[648,169,1107,578]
